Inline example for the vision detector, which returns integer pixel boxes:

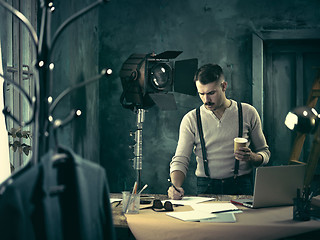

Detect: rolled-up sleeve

[170,112,196,177]
[248,105,271,165]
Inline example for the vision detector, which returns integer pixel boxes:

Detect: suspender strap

[196,102,244,179]
[234,102,243,177]
[196,107,210,177]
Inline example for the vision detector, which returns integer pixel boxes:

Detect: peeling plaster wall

[97,0,320,194]
[52,0,320,195]
[50,0,100,163]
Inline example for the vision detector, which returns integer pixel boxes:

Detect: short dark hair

[193,64,224,84]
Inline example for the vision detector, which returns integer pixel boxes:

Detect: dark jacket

[0,148,115,240]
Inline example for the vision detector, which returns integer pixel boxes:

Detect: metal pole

[35,0,52,163]
[134,108,145,190]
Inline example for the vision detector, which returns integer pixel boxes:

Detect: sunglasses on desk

[152,199,174,212]
[140,199,174,212]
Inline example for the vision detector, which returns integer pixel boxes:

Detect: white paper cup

[234,137,248,153]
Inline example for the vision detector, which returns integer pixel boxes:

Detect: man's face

[196,79,227,111]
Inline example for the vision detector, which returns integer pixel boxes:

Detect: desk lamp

[285,106,320,187]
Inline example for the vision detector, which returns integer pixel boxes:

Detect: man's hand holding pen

[167,184,184,200]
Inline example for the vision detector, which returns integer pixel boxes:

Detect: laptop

[231,164,306,208]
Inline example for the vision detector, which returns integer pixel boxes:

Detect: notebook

[231,164,306,208]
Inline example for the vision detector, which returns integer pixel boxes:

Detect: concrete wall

[50,0,100,163]
[51,0,320,195]
[97,0,320,195]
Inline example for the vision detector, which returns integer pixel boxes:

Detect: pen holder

[122,191,140,214]
[293,197,311,221]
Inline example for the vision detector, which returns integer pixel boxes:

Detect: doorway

[263,39,320,166]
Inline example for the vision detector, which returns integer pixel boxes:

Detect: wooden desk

[111,194,320,240]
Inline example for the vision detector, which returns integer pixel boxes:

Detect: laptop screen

[232,165,305,208]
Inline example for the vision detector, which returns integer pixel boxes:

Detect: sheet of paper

[200,213,237,223]
[167,196,215,206]
[191,202,239,213]
[110,198,122,204]
[166,210,216,222]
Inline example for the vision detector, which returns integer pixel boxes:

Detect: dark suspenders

[234,102,243,177]
[196,107,210,177]
[196,102,243,178]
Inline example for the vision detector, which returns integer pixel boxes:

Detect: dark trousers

[197,173,253,195]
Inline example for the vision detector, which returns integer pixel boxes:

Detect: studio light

[285,106,320,134]
[119,51,197,188]
[119,51,198,111]
[285,106,320,188]
[149,62,172,91]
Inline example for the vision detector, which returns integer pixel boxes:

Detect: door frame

[252,29,320,127]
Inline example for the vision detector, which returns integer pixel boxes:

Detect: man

[168,63,270,199]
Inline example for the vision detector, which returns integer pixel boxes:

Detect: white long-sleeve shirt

[170,100,270,179]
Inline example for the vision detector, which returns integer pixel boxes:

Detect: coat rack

[0,0,111,165]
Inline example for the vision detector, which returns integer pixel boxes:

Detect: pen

[124,181,137,213]
[132,181,138,194]
[297,188,301,199]
[171,183,182,194]
[308,191,314,201]
[138,184,148,195]
[167,178,182,194]
[211,209,240,214]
